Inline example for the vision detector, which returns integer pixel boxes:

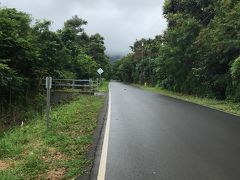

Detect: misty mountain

[108,54,123,63]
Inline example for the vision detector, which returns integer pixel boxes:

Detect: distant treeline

[0,7,110,125]
[113,0,240,101]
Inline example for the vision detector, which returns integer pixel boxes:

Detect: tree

[0,7,110,126]
[64,15,87,34]
[73,53,98,79]
[231,56,240,101]
[114,0,240,101]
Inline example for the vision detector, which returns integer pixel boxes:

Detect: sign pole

[46,77,52,129]
[97,68,104,87]
[46,86,50,129]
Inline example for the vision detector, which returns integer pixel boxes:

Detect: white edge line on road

[97,88,111,180]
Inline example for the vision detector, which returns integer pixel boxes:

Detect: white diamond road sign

[97,68,104,75]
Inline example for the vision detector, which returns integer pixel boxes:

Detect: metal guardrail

[43,79,98,93]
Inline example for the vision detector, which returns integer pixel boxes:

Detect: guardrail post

[97,78,99,91]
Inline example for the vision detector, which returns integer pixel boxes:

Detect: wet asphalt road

[104,82,240,180]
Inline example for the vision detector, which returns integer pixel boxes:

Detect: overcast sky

[1,0,167,56]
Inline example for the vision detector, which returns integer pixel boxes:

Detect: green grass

[0,95,106,179]
[135,84,240,116]
[98,80,109,93]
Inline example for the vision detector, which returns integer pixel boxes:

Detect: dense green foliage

[114,0,240,101]
[0,7,110,125]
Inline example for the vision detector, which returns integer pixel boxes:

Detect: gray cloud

[1,0,167,55]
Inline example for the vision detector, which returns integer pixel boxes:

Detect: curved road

[98,82,240,180]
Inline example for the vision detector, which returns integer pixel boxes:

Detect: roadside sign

[97,68,104,75]
[45,77,52,89]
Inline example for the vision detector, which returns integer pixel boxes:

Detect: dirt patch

[43,147,68,162]
[22,141,43,156]
[47,167,66,180]
[0,160,10,170]
[75,112,81,116]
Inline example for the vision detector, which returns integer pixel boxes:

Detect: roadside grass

[0,95,106,179]
[98,80,109,93]
[135,84,240,117]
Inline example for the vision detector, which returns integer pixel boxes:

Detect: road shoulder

[133,84,240,117]
[77,93,109,180]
